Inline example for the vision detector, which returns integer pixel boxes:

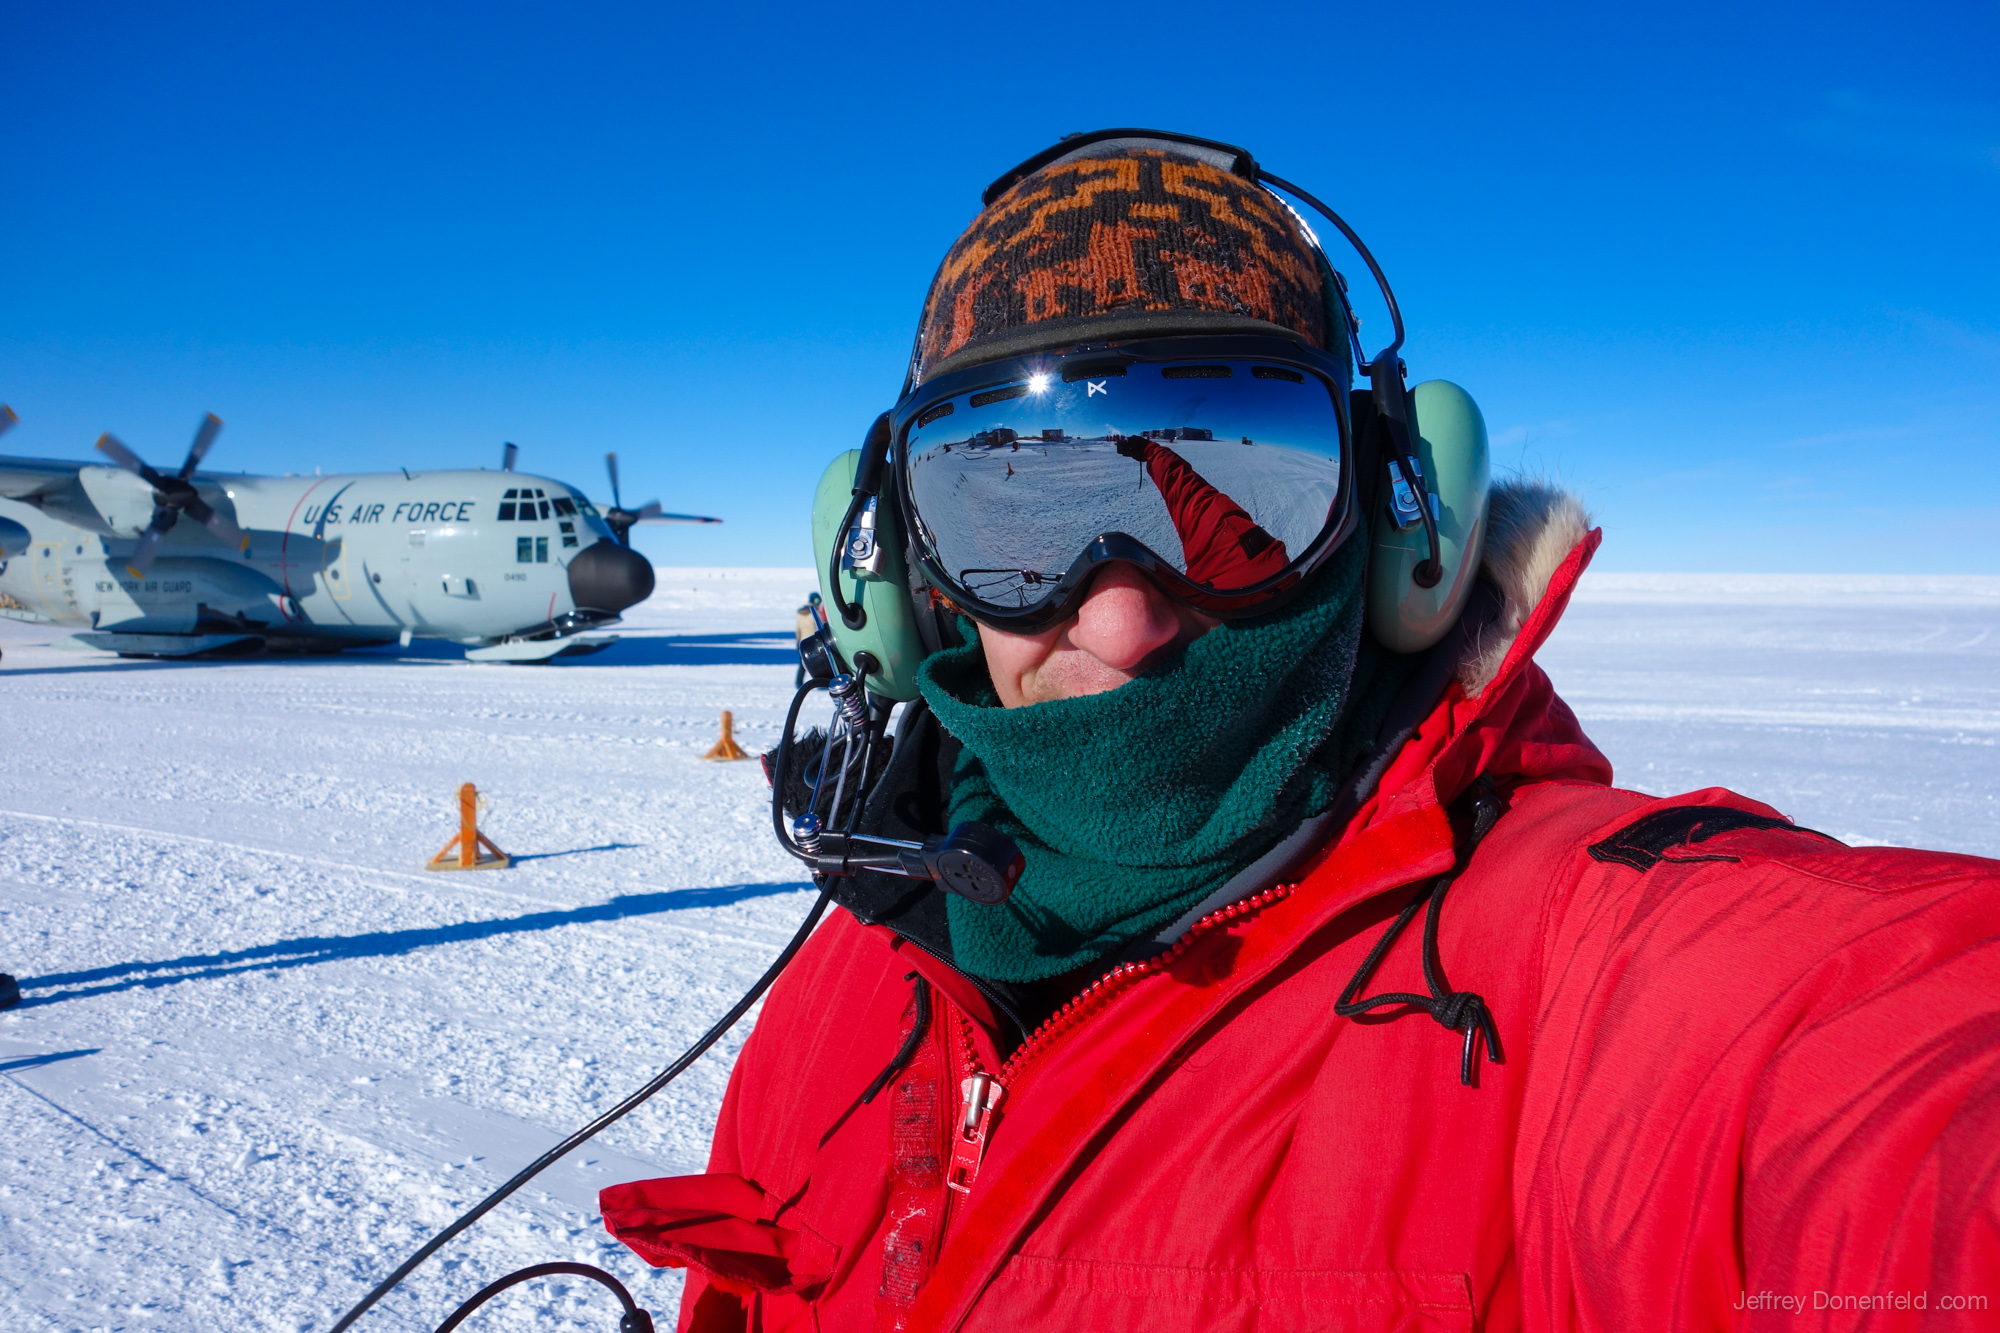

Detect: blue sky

[4,1,1995,571]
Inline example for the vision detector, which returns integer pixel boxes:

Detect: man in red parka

[602,133,2000,1331]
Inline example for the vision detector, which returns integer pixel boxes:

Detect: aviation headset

[809,127,1492,701]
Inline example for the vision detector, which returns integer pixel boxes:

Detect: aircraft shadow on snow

[343,629,797,667]
[576,631,799,667]
[0,636,468,677]
[17,880,809,1008]
[0,630,797,674]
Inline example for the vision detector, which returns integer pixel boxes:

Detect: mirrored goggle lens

[904,360,1344,609]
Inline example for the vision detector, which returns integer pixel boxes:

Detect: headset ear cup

[811,451,930,700]
[1365,380,1491,653]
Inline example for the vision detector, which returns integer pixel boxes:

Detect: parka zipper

[945,880,1297,1191]
[946,1072,1005,1193]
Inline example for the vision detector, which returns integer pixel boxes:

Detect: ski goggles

[893,335,1358,631]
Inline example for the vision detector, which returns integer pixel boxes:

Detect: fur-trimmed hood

[1456,480,1594,697]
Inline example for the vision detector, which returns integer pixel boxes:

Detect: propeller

[600,453,721,544]
[602,452,663,547]
[501,441,518,472]
[95,413,247,577]
[0,405,16,438]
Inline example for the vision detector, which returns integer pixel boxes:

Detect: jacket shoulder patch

[1587,805,1836,872]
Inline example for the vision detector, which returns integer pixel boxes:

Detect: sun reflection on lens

[1027,373,1051,394]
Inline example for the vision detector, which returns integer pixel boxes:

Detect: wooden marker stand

[426,782,512,870]
[702,710,750,762]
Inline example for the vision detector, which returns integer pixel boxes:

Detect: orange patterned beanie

[911,144,1330,384]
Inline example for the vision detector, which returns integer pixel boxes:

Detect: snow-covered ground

[1544,573,2000,854]
[2,568,1996,1332]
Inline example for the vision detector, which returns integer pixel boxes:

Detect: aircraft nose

[568,539,656,615]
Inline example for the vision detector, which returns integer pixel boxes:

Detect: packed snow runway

[2,568,1996,1332]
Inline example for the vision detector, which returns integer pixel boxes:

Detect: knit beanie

[910,139,1333,386]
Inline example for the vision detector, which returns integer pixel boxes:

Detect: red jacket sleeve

[1511,792,2000,1328]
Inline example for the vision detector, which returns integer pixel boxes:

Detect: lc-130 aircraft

[0,409,719,662]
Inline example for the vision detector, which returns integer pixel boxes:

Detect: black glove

[1114,435,1150,461]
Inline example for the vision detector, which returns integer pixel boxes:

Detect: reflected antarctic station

[901,358,1346,607]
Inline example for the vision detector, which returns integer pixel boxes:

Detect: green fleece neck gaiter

[918,540,1408,983]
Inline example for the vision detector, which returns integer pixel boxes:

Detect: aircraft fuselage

[0,466,654,653]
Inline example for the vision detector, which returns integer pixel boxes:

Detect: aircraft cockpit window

[503,489,520,499]
[552,497,577,517]
[574,497,600,517]
[516,536,550,564]
[499,495,553,522]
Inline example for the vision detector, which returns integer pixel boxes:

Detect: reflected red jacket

[1127,437,1293,588]
[603,531,2000,1331]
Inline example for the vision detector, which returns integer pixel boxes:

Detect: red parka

[604,529,2000,1331]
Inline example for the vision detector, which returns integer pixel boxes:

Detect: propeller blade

[0,405,16,438]
[96,432,166,487]
[501,442,518,472]
[644,510,724,525]
[605,452,623,510]
[179,413,223,478]
[126,509,177,577]
[183,494,246,549]
[634,500,664,521]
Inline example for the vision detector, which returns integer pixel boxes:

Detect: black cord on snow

[328,888,834,1333]
[431,1262,652,1333]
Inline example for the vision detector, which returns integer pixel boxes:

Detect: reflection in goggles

[1114,435,1290,587]
[957,567,1057,603]
[904,362,1344,607]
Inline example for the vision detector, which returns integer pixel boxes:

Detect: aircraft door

[34,543,78,620]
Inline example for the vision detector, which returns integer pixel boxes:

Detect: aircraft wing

[0,455,89,502]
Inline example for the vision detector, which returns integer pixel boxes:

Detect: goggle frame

[891,333,1361,634]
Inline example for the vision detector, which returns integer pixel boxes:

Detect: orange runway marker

[702,710,751,762]
[425,783,512,870]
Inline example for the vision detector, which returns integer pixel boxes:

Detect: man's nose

[1065,565,1187,673]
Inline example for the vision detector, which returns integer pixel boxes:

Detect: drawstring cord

[815,973,933,1152]
[1335,776,1505,1086]
[860,972,932,1105]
